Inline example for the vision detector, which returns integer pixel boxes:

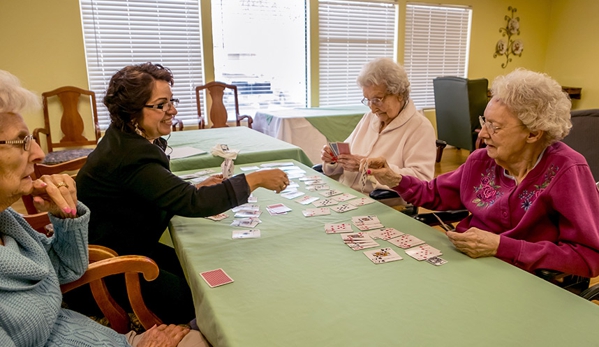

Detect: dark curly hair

[104,63,174,133]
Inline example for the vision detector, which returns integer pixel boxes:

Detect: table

[166,127,312,171]
[253,106,369,163]
[169,160,599,347]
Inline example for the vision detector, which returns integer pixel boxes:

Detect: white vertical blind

[319,0,397,107]
[404,3,472,109]
[80,0,204,129]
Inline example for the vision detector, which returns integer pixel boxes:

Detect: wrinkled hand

[30,174,77,218]
[337,154,365,172]
[195,174,224,188]
[321,145,337,164]
[446,227,500,258]
[360,157,402,188]
[246,168,289,193]
[137,324,190,347]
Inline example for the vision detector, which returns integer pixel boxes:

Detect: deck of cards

[200,268,234,288]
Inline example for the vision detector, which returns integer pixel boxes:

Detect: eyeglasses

[144,98,179,112]
[361,94,389,107]
[0,134,34,151]
[479,115,526,135]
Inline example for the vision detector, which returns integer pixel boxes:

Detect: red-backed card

[200,268,234,288]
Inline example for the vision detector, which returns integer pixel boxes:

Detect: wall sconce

[493,6,523,68]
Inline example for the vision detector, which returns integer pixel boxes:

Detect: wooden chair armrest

[237,114,253,128]
[32,127,49,144]
[171,118,184,131]
[199,116,206,129]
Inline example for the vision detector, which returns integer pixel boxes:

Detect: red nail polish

[367,169,371,175]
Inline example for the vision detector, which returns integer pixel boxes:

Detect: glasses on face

[0,134,33,151]
[361,94,389,107]
[479,115,526,135]
[144,98,179,112]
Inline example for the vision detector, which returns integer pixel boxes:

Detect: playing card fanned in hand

[200,268,234,288]
[387,234,425,249]
[405,244,442,261]
[364,248,403,264]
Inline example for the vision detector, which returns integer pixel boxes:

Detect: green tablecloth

[169,160,599,347]
[166,127,312,171]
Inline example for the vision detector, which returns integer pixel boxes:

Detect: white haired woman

[320,58,436,204]
[0,70,206,347]
[364,69,599,277]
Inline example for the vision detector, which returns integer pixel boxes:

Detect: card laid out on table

[260,162,294,167]
[346,240,380,251]
[206,213,228,221]
[331,193,357,202]
[306,184,329,191]
[234,210,262,218]
[248,195,258,203]
[302,207,331,217]
[303,179,324,186]
[295,196,319,205]
[300,175,322,181]
[364,248,403,264]
[281,191,305,199]
[426,256,448,266]
[232,204,260,213]
[232,229,261,239]
[341,232,372,243]
[348,197,376,206]
[266,203,292,215]
[200,268,234,288]
[330,204,358,213]
[324,223,353,233]
[405,244,442,261]
[319,189,343,197]
[352,215,384,231]
[312,198,338,207]
[387,234,425,249]
[230,218,261,228]
[369,227,404,240]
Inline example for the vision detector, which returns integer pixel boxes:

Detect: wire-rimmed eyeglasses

[361,94,389,107]
[0,134,33,151]
[479,115,526,135]
[144,98,179,112]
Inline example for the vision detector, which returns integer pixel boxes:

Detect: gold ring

[56,182,69,189]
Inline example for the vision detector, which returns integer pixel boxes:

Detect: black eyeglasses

[144,98,179,112]
[0,134,33,151]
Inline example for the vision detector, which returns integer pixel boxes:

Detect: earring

[134,122,144,137]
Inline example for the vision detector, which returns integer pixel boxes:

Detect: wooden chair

[196,81,253,129]
[22,212,163,334]
[33,86,101,165]
[21,156,88,214]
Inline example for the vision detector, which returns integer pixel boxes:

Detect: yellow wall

[1,0,597,135]
[545,0,599,109]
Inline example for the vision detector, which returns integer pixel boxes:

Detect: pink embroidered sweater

[396,142,599,277]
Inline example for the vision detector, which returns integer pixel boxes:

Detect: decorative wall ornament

[493,6,523,68]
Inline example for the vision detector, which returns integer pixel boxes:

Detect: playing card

[280,191,305,199]
[200,268,234,288]
[300,175,322,181]
[405,244,443,261]
[303,180,324,186]
[234,210,262,218]
[330,204,358,213]
[266,203,292,215]
[232,204,260,213]
[354,223,385,231]
[328,142,339,156]
[346,240,380,251]
[360,161,369,193]
[351,215,380,224]
[302,207,331,217]
[324,223,353,233]
[280,166,305,172]
[341,232,372,243]
[319,189,343,197]
[248,195,258,203]
[232,229,261,239]
[305,184,330,191]
[426,256,448,266]
[369,227,404,240]
[331,193,357,202]
[364,248,403,264]
[295,196,319,205]
[337,142,351,155]
[230,218,261,228]
[387,234,426,249]
[312,198,338,207]
[221,158,234,179]
[347,197,376,206]
[205,213,228,221]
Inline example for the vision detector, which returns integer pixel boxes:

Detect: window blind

[404,3,472,109]
[319,0,397,107]
[80,0,204,129]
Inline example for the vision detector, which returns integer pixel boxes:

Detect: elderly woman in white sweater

[0,70,205,347]
[320,58,436,203]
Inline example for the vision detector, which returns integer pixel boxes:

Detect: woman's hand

[446,228,500,258]
[321,145,337,164]
[361,157,402,188]
[246,168,289,193]
[195,174,224,188]
[30,174,77,218]
[137,324,190,347]
[337,154,365,172]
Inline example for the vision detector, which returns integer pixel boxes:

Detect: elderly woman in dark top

[364,69,599,278]
[72,63,289,324]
